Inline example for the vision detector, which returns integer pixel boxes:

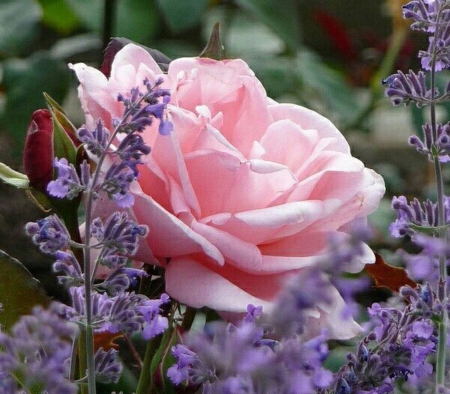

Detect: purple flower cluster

[409,122,450,162]
[0,305,79,394]
[382,70,435,107]
[168,319,332,394]
[25,214,71,255]
[332,286,437,393]
[403,0,450,70]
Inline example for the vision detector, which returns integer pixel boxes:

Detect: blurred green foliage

[0,0,413,164]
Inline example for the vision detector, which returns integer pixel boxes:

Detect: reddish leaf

[365,253,416,292]
[93,331,123,351]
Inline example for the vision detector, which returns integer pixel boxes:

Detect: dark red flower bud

[23,109,54,192]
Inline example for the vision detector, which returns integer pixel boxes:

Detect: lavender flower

[25,214,71,254]
[59,286,169,340]
[382,70,435,106]
[0,305,78,394]
[91,212,148,268]
[53,250,84,287]
[389,195,450,237]
[271,268,334,338]
[169,320,334,393]
[332,290,437,393]
[47,157,85,199]
[94,347,123,384]
[77,119,110,157]
[409,122,450,162]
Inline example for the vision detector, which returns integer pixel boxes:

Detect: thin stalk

[428,4,448,390]
[135,335,163,394]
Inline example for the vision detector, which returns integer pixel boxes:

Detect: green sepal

[44,92,79,142]
[0,250,50,331]
[45,93,78,165]
[43,94,82,244]
[0,162,29,188]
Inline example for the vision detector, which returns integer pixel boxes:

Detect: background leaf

[37,0,80,34]
[1,51,71,154]
[116,0,160,42]
[0,250,49,330]
[156,0,208,33]
[364,253,416,292]
[0,0,42,57]
[234,0,301,55]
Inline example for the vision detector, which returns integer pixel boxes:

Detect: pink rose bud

[23,109,54,192]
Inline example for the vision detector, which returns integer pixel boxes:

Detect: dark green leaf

[65,0,103,32]
[234,0,301,55]
[1,51,71,154]
[116,0,160,42]
[296,50,360,124]
[156,0,208,33]
[0,250,49,331]
[0,0,41,57]
[37,0,80,34]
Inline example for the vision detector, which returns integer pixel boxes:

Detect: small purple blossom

[94,347,123,383]
[244,304,263,324]
[60,286,169,339]
[382,70,435,106]
[77,119,110,157]
[53,250,84,287]
[91,212,148,268]
[26,214,71,255]
[47,157,85,199]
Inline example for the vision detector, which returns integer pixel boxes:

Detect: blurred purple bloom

[0,305,78,394]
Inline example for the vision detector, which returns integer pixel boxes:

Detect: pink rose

[70,44,385,339]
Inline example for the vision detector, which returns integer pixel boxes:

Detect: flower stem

[429,5,448,389]
[135,335,163,394]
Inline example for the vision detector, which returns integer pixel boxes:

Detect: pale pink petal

[268,103,350,153]
[132,191,224,265]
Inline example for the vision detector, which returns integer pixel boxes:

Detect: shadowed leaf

[365,253,416,292]
[0,250,49,331]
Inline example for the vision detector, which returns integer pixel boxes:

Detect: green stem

[181,306,197,331]
[102,0,117,51]
[428,5,448,391]
[135,335,163,394]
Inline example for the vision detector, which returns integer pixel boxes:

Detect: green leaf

[296,50,360,124]
[0,163,29,188]
[37,0,80,34]
[156,0,208,33]
[1,51,71,154]
[65,0,102,32]
[116,0,160,42]
[0,0,42,57]
[234,0,301,55]
[0,250,49,331]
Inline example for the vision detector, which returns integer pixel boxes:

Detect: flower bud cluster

[389,195,450,237]
[333,289,437,393]
[409,122,450,162]
[382,70,436,106]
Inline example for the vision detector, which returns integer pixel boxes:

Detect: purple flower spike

[26,214,70,255]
